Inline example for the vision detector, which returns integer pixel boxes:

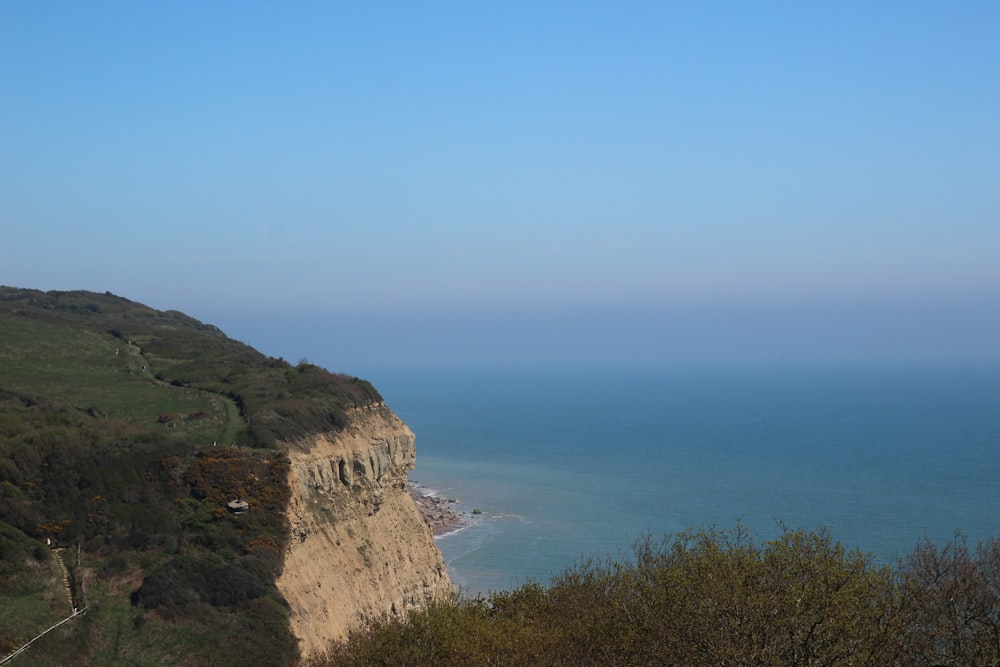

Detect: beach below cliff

[409,481,468,537]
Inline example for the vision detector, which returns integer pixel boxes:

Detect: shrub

[325,528,1000,666]
[132,556,270,610]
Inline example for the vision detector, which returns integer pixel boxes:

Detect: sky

[2,2,998,373]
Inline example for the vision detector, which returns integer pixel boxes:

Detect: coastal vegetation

[3,287,998,665]
[320,526,1000,666]
[0,287,380,665]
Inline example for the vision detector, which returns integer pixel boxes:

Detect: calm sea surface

[368,366,1000,597]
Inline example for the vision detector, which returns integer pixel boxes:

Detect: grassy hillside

[0,287,382,666]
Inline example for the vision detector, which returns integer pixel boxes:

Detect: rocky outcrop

[276,404,453,659]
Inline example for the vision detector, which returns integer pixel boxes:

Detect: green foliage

[0,549,66,657]
[0,287,365,665]
[132,555,269,609]
[0,286,382,449]
[323,528,1000,667]
[0,520,49,576]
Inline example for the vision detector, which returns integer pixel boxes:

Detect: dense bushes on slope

[320,527,1000,667]
[0,287,369,665]
[132,555,270,608]
[0,386,298,664]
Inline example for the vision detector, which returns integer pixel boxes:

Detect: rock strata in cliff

[276,404,454,659]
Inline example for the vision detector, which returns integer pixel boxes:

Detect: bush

[323,528,1000,667]
[132,556,270,610]
[898,536,1000,665]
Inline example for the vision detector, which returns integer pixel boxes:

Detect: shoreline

[408,481,468,537]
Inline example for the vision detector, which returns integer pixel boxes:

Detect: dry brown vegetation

[318,527,1000,666]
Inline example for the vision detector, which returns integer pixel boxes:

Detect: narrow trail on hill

[0,549,84,665]
[125,341,243,446]
[0,610,87,665]
[52,549,74,611]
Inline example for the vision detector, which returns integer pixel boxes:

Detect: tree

[899,535,1000,666]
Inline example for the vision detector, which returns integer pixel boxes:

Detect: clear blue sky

[2,2,998,372]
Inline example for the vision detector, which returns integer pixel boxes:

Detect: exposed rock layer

[276,404,453,659]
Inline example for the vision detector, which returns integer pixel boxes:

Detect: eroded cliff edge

[276,403,454,658]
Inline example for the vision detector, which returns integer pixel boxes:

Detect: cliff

[277,403,454,658]
[0,287,452,665]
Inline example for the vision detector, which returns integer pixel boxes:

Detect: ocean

[368,366,1000,597]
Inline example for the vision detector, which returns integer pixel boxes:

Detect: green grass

[0,554,68,655]
[67,562,216,667]
[1,287,382,449]
[0,316,223,445]
[0,287,381,665]
[213,393,243,446]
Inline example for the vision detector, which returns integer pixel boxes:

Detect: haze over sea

[371,365,1000,597]
[3,1,999,601]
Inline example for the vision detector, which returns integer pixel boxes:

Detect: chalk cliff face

[276,404,453,658]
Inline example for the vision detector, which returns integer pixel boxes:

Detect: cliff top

[0,286,390,665]
[0,286,381,450]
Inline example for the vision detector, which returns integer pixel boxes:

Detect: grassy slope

[0,287,381,666]
[0,313,228,442]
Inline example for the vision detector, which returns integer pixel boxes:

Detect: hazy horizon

[3,2,998,373]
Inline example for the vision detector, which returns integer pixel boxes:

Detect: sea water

[369,366,1000,597]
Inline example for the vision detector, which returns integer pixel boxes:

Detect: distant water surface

[369,366,1000,597]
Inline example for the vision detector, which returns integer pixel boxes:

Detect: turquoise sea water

[370,366,1000,597]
